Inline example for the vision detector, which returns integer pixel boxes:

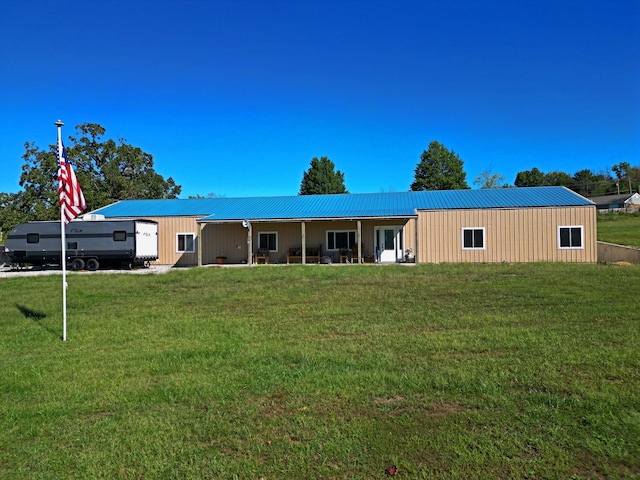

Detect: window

[258,232,278,251]
[176,233,195,253]
[326,230,356,250]
[67,242,78,250]
[113,231,127,242]
[462,228,484,250]
[558,226,583,249]
[27,233,39,244]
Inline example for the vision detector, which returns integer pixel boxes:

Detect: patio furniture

[287,246,321,264]
[254,248,270,264]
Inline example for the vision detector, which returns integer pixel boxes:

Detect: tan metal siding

[140,216,201,265]
[417,206,596,263]
[201,223,251,264]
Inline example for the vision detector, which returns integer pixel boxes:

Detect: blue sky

[1,0,638,198]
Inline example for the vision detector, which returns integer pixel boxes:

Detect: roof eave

[197,214,418,224]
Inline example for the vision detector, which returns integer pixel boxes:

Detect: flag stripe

[58,141,86,225]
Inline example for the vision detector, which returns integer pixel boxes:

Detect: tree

[612,162,633,194]
[299,156,348,195]
[0,123,181,237]
[514,167,545,187]
[474,169,506,189]
[188,192,224,199]
[543,170,573,187]
[410,141,469,191]
[572,169,598,197]
[629,165,640,193]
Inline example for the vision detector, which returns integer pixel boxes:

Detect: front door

[374,226,404,263]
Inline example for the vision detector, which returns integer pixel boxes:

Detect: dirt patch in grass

[374,397,467,417]
[259,393,290,418]
[373,395,406,405]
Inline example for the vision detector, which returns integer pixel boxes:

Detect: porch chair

[254,248,270,264]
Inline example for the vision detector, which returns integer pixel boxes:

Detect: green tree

[0,123,181,237]
[572,169,597,197]
[188,193,224,199]
[299,156,348,195]
[410,141,469,191]
[543,170,574,187]
[474,169,506,189]
[612,162,634,194]
[514,167,545,187]
[629,165,640,193]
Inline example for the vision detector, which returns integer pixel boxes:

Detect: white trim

[258,231,278,252]
[176,232,196,253]
[461,227,485,250]
[558,225,584,250]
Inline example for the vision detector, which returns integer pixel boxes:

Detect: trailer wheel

[70,258,85,271]
[86,258,100,271]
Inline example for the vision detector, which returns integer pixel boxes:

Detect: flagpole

[55,119,68,341]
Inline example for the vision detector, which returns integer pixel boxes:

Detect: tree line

[1,124,637,240]
[513,164,640,198]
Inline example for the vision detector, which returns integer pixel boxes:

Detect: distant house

[589,193,640,212]
[91,186,596,266]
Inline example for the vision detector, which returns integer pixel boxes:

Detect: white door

[375,226,404,263]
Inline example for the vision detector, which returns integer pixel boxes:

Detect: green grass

[597,211,640,247]
[1,264,639,479]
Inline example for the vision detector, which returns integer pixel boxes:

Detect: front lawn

[1,264,639,479]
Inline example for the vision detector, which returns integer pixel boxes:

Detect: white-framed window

[258,231,278,252]
[558,226,583,249]
[462,227,485,250]
[326,230,356,251]
[176,233,195,253]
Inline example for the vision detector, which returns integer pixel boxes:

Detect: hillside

[597,212,640,247]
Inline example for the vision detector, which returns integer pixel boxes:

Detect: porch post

[247,222,253,265]
[301,221,306,264]
[197,223,203,267]
[356,220,362,263]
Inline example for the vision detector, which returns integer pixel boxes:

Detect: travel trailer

[5,216,158,270]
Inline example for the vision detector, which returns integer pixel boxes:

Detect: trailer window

[113,231,127,242]
[27,233,39,244]
[67,242,78,249]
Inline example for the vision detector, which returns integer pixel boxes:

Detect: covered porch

[196,217,417,266]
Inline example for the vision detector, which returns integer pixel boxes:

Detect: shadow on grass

[16,304,60,338]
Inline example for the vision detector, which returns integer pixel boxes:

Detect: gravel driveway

[0,265,173,278]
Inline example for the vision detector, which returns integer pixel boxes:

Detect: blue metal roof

[91,187,593,222]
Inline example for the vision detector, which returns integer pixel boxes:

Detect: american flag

[58,140,86,225]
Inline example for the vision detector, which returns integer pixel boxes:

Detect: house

[589,193,640,213]
[91,186,597,266]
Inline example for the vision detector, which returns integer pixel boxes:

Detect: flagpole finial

[54,119,64,127]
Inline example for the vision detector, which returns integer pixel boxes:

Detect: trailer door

[135,222,158,259]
